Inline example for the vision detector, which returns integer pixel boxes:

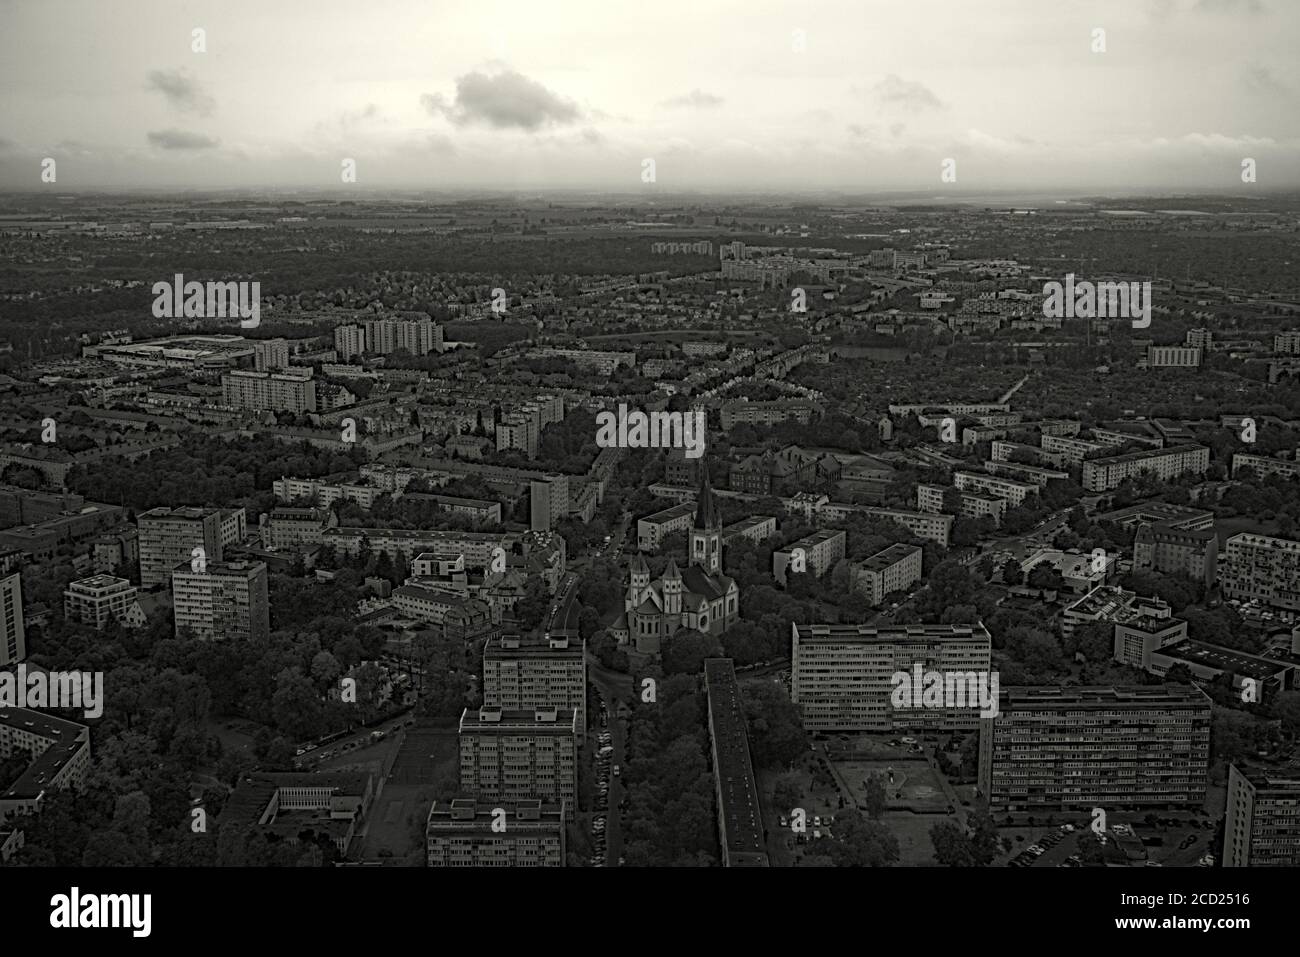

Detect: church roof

[630,554,649,575]
[663,558,682,580]
[681,565,727,602]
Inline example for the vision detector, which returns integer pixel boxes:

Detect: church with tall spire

[609,465,740,656]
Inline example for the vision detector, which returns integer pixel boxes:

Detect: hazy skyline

[1,0,1298,191]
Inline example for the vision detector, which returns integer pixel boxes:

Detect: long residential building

[1081,444,1211,493]
[322,527,519,570]
[0,708,92,817]
[917,483,1006,526]
[720,399,822,431]
[703,659,769,867]
[273,476,383,510]
[953,470,1037,506]
[983,460,1070,488]
[1041,433,1108,465]
[1224,764,1300,867]
[978,684,1211,812]
[1221,532,1300,611]
[1232,453,1300,481]
[221,370,317,413]
[637,501,697,551]
[791,622,993,732]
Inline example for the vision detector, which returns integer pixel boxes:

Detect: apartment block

[1041,433,1108,466]
[363,315,442,356]
[1273,331,1300,355]
[138,505,224,588]
[323,527,518,570]
[0,708,92,817]
[333,323,366,361]
[719,399,821,430]
[983,460,1070,488]
[1221,532,1300,611]
[426,799,565,867]
[0,572,24,667]
[221,369,317,413]
[1232,453,1300,481]
[978,685,1211,812]
[531,349,634,375]
[1081,444,1210,493]
[263,507,337,550]
[1224,764,1300,867]
[851,543,923,606]
[529,474,569,532]
[483,634,587,737]
[458,706,578,805]
[63,575,144,630]
[171,559,270,641]
[791,622,993,732]
[773,529,846,585]
[722,515,778,546]
[252,338,290,372]
[403,493,502,525]
[497,411,538,459]
[953,470,1037,507]
[1143,344,1202,369]
[917,483,1005,527]
[273,476,382,510]
[637,501,696,551]
[1133,521,1218,592]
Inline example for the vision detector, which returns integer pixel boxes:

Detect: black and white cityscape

[1,0,1299,897]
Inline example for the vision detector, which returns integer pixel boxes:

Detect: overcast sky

[1,0,1297,193]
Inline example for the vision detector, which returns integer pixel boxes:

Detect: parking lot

[1003,815,1219,868]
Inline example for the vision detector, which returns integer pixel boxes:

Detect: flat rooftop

[795,622,991,644]
[1160,639,1292,681]
[997,684,1210,711]
[856,543,922,572]
[703,659,768,866]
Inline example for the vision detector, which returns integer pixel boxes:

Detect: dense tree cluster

[619,675,718,866]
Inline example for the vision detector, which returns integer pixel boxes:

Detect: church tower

[662,558,682,615]
[690,464,723,574]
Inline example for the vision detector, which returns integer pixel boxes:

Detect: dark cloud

[146,68,216,116]
[421,70,581,131]
[873,74,944,112]
[661,89,724,109]
[147,129,220,150]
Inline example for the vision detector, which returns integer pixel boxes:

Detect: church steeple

[693,462,720,530]
[690,461,722,574]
